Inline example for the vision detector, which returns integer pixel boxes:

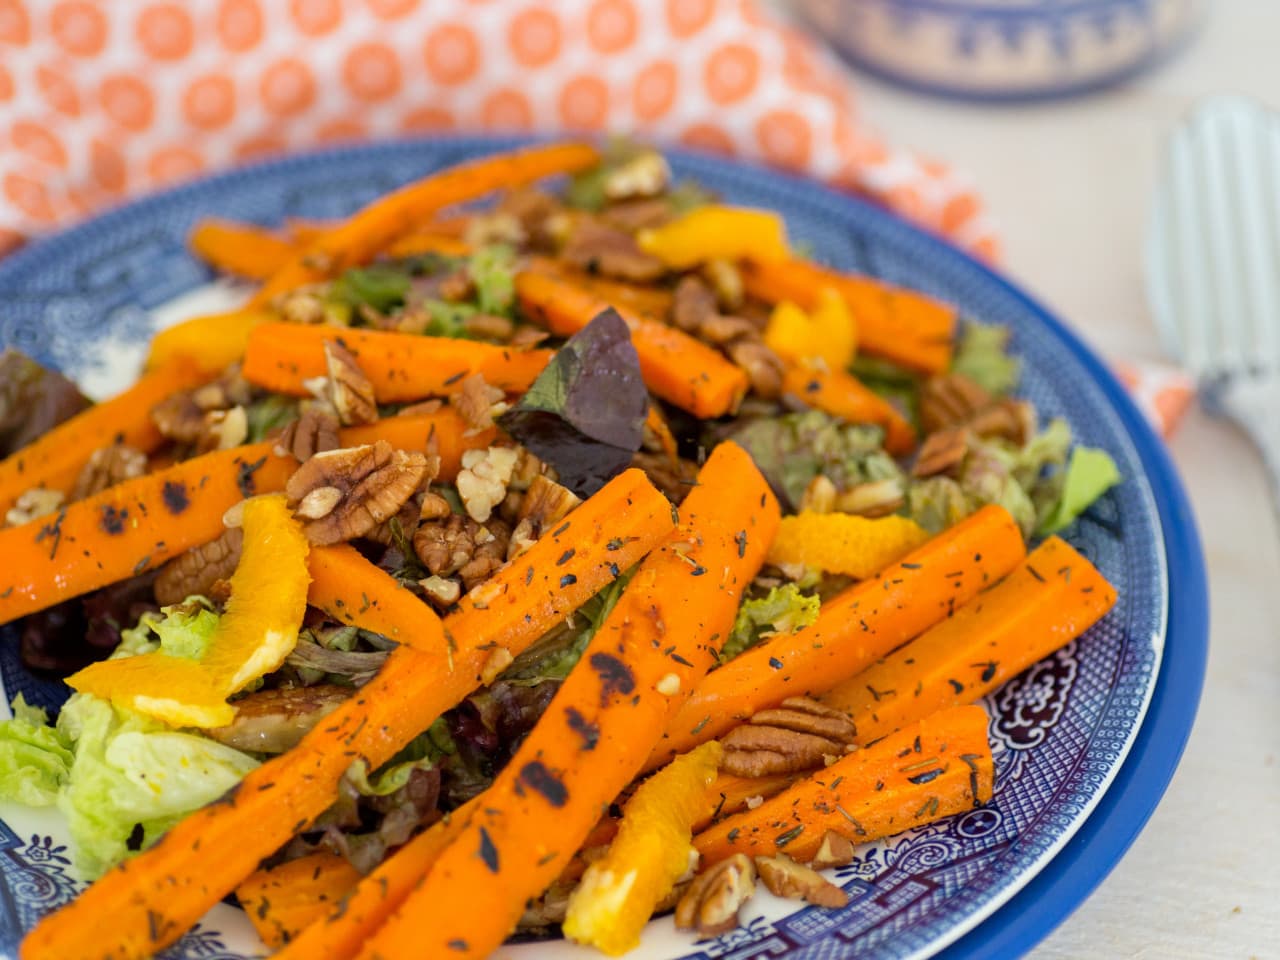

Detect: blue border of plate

[0,136,1208,958]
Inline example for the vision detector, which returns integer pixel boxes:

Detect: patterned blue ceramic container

[794,0,1204,101]
[0,137,1207,959]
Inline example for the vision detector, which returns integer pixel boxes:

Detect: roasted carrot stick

[189,219,296,280]
[697,771,799,831]
[781,363,917,455]
[821,536,1117,743]
[339,409,495,481]
[0,358,211,513]
[273,796,482,960]
[743,258,957,375]
[528,259,676,320]
[515,266,750,419]
[145,309,274,374]
[306,544,449,655]
[0,442,293,625]
[648,504,1026,769]
[241,322,553,403]
[21,469,671,960]
[693,705,994,865]
[252,142,600,303]
[235,852,362,949]
[349,443,779,960]
[383,231,473,258]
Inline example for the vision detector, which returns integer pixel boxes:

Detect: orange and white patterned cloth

[0,0,1192,436]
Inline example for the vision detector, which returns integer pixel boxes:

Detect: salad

[0,141,1122,960]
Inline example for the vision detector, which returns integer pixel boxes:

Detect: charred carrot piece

[649,504,1025,769]
[20,469,672,960]
[252,142,600,303]
[241,322,553,403]
[345,444,779,960]
[189,219,296,280]
[0,358,211,513]
[0,442,293,625]
[235,853,362,949]
[821,536,1117,743]
[694,705,993,864]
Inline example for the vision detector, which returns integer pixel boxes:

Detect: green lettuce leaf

[55,694,258,878]
[468,244,516,317]
[719,584,820,663]
[951,322,1020,396]
[0,695,74,806]
[330,264,411,313]
[119,599,220,661]
[1037,446,1122,534]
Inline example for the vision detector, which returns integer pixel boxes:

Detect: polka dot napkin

[0,0,1191,435]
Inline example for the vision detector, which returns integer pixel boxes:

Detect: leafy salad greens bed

[0,141,1120,960]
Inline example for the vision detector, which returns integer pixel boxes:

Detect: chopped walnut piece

[151,391,205,444]
[834,478,906,518]
[155,527,244,606]
[720,697,857,778]
[418,491,453,522]
[71,444,147,500]
[602,149,671,201]
[465,210,527,249]
[561,219,666,282]
[799,475,838,514]
[456,446,519,522]
[754,854,849,908]
[726,340,784,400]
[479,647,514,685]
[419,574,462,609]
[462,313,516,341]
[702,258,744,310]
[277,286,331,325]
[437,268,475,304]
[675,853,757,937]
[5,488,65,527]
[190,367,253,412]
[324,341,378,426]
[698,314,759,346]
[414,513,508,582]
[284,441,431,545]
[810,830,857,870]
[457,517,511,590]
[912,427,970,479]
[968,398,1035,445]
[452,373,509,436]
[275,406,341,462]
[672,275,718,333]
[600,197,672,233]
[197,405,248,453]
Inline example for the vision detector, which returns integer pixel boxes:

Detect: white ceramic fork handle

[1215,377,1280,505]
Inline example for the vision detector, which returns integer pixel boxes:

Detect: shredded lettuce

[119,599,220,661]
[245,394,298,443]
[1037,446,1122,534]
[468,244,516,317]
[0,695,74,806]
[719,584,821,663]
[951,322,1021,396]
[330,264,411,313]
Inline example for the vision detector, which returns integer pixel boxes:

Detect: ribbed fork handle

[1216,377,1280,503]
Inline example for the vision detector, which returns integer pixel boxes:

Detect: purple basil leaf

[498,307,647,497]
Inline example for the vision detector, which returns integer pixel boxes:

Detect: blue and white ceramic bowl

[0,138,1207,958]
[794,0,1205,101]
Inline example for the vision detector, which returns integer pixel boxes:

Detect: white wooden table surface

[851,5,1280,958]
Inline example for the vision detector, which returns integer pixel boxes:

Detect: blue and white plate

[0,138,1207,960]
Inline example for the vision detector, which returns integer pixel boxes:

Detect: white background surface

[850,6,1280,958]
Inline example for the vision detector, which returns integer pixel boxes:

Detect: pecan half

[275,406,341,462]
[921,373,1033,445]
[675,853,756,937]
[754,854,849,908]
[154,526,244,606]
[560,219,666,282]
[71,443,146,500]
[151,391,205,444]
[284,441,431,545]
[672,275,718,333]
[324,341,377,426]
[602,149,670,201]
[726,340,784,400]
[912,427,969,479]
[719,697,857,778]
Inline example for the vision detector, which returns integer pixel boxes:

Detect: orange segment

[563,741,722,956]
[66,495,311,727]
[767,511,930,579]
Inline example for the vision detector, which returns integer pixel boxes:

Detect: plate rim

[0,134,1208,960]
